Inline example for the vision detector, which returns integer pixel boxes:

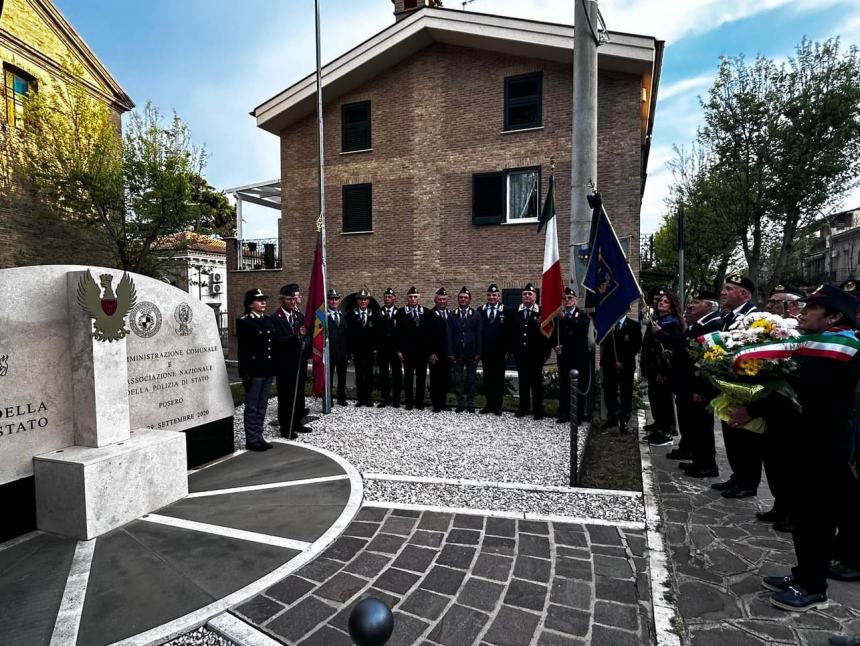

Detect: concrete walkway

[649,424,860,645]
[233,507,651,645]
[0,443,360,646]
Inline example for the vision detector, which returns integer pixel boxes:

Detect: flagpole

[315,0,331,414]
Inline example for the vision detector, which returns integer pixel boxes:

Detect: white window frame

[504,167,540,224]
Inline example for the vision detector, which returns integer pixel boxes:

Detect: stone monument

[0,265,235,541]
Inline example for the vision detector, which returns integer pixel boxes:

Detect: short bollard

[348,598,394,646]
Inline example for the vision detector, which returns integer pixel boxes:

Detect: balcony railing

[237,238,281,271]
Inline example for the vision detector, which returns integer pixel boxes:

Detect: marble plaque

[0,265,233,484]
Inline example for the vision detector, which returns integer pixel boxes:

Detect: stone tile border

[112,441,363,646]
[207,612,281,646]
[637,409,684,646]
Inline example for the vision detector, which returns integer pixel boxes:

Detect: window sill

[501,126,544,135]
[340,148,373,156]
[501,218,539,225]
[341,230,373,235]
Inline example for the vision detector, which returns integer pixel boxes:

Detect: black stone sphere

[348,597,394,646]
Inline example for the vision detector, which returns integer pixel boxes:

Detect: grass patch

[579,425,642,491]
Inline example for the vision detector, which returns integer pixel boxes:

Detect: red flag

[305,235,326,397]
[538,175,563,337]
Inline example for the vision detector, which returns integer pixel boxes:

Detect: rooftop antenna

[462,0,477,9]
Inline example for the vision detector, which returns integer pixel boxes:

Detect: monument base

[34,428,188,540]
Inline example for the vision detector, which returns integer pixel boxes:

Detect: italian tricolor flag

[538,175,563,338]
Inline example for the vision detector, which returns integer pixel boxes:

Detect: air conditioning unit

[211,271,223,283]
[210,283,224,295]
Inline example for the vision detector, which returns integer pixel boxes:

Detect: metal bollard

[569,368,579,487]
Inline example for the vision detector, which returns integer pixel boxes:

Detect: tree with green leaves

[9,64,233,274]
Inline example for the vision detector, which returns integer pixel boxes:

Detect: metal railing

[237,238,282,271]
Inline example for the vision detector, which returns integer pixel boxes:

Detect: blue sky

[54,0,860,238]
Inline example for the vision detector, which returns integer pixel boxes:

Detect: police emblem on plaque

[174,303,193,336]
[129,301,162,338]
[76,271,137,342]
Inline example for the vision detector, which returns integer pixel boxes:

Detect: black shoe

[515,411,528,418]
[618,422,629,434]
[721,487,756,499]
[710,480,736,491]
[557,416,570,424]
[263,441,274,449]
[829,561,860,582]
[533,413,544,421]
[295,425,313,433]
[643,422,659,432]
[338,399,348,406]
[773,519,794,533]
[377,401,389,408]
[354,402,364,408]
[756,509,782,523]
[770,586,828,612]
[246,443,268,452]
[601,418,619,430]
[416,405,425,411]
[303,407,310,416]
[433,407,442,413]
[480,407,491,414]
[493,410,502,416]
[405,404,413,411]
[648,432,673,447]
[455,406,465,413]
[467,407,476,413]
[392,402,401,408]
[762,574,795,592]
[666,449,692,460]
[686,467,719,478]
[679,462,695,471]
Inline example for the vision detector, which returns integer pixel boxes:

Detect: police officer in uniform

[711,274,760,499]
[236,289,276,451]
[554,287,591,424]
[448,286,482,413]
[399,286,430,410]
[511,283,551,420]
[273,284,311,438]
[479,283,508,416]
[428,287,452,413]
[377,287,403,408]
[347,288,377,407]
[599,309,642,433]
[676,290,723,473]
[326,289,348,406]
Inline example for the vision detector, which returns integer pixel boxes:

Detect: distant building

[803,207,860,285]
[0,0,134,268]
[226,3,663,357]
[154,231,229,331]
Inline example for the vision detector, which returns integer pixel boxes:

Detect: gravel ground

[163,626,236,646]
[234,397,574,486]
[363,480,644,522]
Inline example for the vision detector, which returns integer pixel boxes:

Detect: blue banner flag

[583,207,642,343]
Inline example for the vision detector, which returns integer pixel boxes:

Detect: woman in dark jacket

[641,289,686,446]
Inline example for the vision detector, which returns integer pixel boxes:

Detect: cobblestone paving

[651,435,860,646]
[233,507,651,645]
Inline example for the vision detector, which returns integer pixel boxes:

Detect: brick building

[0,0,134,268]
[227,4,662,352]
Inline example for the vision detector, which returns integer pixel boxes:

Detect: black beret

[459,286,470,296]
[563,287,576,297]
[384,287,396,296]
[357,288,371,298]
[770,284,805,299]
[244,288,267,306]
[841,278,857,294]
[435,287,448,296]
[327,289,340,299]
[279,283,299,296]
[725,274,755,294]
[805,284,860,323]
[522,283,536,293]
[690,288,719,302]
[486,283,500,293]
[407,286,419,295]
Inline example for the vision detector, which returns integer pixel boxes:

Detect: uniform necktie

[361,310,367,326]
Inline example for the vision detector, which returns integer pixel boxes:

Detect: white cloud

[658,74,712,102]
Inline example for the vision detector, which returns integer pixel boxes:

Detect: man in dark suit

[511,283,551,420]
[326,289,348,406]
[675,290,723,474]
[347,288,376,407]
[479,283,508,416]
[399,286,430,410]
[273,284,312,438]
[377,287,402,408]
[236,288,276,451]
[428,287,452,413]
[711,274,760,499]
[599,309,642,433]
[554,287,591,424]
[448,286,482,413]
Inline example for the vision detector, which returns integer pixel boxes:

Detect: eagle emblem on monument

[76,271,137,342]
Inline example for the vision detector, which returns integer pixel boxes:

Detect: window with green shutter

[342,183,372,233]
[504,72,542,131]
[472,172,505,226]
[341,101,371,152]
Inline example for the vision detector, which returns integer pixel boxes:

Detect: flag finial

[550,156,555,174]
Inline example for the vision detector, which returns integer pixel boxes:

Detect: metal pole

[677,205,686,306]
[315,0,331,414]
[570,0,599,292]
[569,368,580,487]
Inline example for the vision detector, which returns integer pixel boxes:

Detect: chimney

[392,0,442,22]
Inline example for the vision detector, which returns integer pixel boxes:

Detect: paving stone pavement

[232,507,651,645]
[650,427,860,646]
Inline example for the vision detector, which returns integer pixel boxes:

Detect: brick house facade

[227,6,662,354]
[0,0,133,269]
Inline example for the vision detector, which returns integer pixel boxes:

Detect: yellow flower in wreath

[737,358,764,376]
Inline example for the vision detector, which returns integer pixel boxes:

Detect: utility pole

[570,0,599,291]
